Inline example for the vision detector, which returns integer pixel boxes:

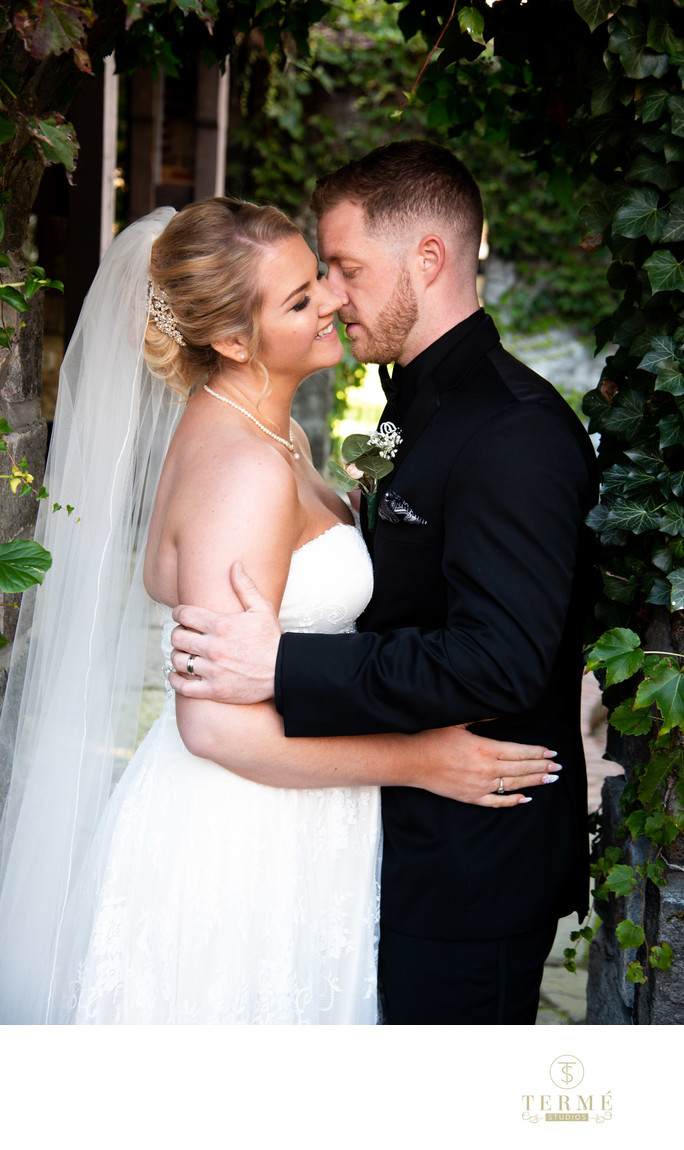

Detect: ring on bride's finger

[187,654,196,676]
[497,777,505,794]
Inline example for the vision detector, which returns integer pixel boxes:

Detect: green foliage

[0,539,52,593]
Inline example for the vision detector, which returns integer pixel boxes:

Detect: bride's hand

[413,724,560,808]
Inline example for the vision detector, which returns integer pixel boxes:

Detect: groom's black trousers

[378,920,558,1025]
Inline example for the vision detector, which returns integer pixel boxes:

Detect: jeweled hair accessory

[147,281,186,346]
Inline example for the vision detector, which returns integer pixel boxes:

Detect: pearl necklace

[203,385,300,459]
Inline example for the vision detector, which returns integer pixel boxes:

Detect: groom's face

[317,201,418,367]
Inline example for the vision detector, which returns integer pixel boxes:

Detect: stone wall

[0,276,47,709]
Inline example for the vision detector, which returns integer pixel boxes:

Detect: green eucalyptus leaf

[353,453,394,481]
[586,627,644,685]
[635,658,684,735]
[327,460,357,492]
[340,433,370,462]
[0,540,52,593]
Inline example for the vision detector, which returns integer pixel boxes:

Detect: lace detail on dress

[50,524,381,1025]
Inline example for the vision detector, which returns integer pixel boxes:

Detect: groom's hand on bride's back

[169,562,282,703]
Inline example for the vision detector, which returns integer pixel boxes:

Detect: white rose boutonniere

[328,422,403,530]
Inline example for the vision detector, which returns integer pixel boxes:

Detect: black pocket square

[378,489,428,525]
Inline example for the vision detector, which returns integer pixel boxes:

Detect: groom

[171,141,599,1024]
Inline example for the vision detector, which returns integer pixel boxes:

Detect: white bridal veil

[0,207,181,1022]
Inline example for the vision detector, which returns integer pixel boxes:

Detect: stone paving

[536,672,619,1024]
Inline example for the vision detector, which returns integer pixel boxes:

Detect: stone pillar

[586,776,684,1024]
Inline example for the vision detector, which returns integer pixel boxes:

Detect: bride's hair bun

[144,197,299,396]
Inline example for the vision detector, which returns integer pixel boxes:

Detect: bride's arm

[169,431,556,807]
[176,696,557,808]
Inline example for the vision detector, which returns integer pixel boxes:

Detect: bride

[0,198,555,1024]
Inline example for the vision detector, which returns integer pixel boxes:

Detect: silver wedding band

[497,778,505,794]
[187,654,196,676]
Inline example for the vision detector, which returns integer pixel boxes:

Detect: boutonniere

[329,421,403,530]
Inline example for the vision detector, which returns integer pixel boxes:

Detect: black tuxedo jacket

[275,312,599,942]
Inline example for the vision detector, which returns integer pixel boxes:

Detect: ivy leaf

[573,0,613,32]
[661,200,684,242]
[602,389,645,439]
[627,152,680,190]
[606,496,663,534]
[644,250,684,293]
[26,115,78,173]
[608,12,669,80]
[669,93,684,138]
[625,961,647,983]
[586,627,644,685]
[606,865,638,897]
[660,501,684,537]
[644,572,672,606]
[13,0,95,73]
[609,698,652,736]
[637,335,676,373]
[457,7,485,45]
[649,942,674,971]
[655,360,684,395]
[638,747,676,804]
[613,187,664,240]
[0,540,52,593]
[638,85,670,123]
[0,113,14,145]
[658,412,684,449]
[635,659,684,735]
[668,568,684,610]
[616,918,646,949]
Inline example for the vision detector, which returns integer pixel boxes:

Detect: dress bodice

[277,523,373,633]
[161,523,373,657]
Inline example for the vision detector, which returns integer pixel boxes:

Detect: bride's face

[256,234,344,384]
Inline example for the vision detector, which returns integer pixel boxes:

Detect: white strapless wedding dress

[48,524,380,1025]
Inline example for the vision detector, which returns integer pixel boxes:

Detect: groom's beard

[340,267,418,365]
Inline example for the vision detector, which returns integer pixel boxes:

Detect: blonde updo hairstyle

[145,197,300,397]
